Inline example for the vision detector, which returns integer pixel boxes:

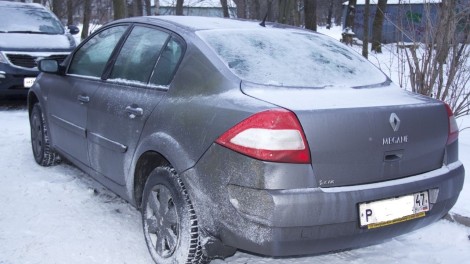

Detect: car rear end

[178,24,465,257]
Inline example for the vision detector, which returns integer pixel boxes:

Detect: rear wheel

[142,167,208,264]
[30,103,59,166]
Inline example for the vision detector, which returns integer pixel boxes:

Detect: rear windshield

[0,5,64,34]
[197,29,387,88]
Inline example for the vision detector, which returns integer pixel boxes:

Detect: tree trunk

[254,0,261,20]
[279,0,295,25]
[362,0,370,58]
[221,0,229,18]
[136,0,144,16]
[371,0,387,53]
[233,0,246,19]
[345,0,357,30]
[52,0,65,21]
[81,0,92,40]
[176,0,184,15]
[113,0,126,19]
[326,1,333,29]
[67,0,74,25]
[127,0,136,17]
[144,0,151,15]
[304,0,317,31]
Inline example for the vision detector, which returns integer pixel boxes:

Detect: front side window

[109,26,170,84]
[68,25,128,78]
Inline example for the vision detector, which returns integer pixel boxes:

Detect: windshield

[0,5,64,34]
[197,29,387,88]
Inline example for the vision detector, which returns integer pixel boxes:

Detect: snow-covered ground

[0,101,469,263]
[1,26,469,263]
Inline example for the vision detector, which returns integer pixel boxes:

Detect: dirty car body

[28,16,465,262]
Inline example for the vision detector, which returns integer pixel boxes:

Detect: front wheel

[142,167,208,264]
[30,103,59,166]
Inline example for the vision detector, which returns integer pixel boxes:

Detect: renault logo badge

[389,113,400,132]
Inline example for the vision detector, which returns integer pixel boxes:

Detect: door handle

[77,95,90,103]
[125,105,143,118]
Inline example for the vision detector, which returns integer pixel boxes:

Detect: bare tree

[144,0,151,15]
[113,0,126,19]
[371,0,387,53]
[362,0,370,58]
[279,0,297,25]
[233,0,246,18]
[67,0,74,25]
[126,0,143,17]
[304,0,317,31]
[176,0,184,15]
[326,1,333,29]
[81,0,92,40]
[344,0,356,30]
[52,0,65,21]
[221,0,229,18]
[401,0,470,117]
[136,0,143,16]
[342,0,356,45]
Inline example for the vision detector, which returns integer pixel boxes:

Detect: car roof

[112,15,301,33]
[152,16,265,31]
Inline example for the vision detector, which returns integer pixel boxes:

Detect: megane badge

[389,113,400,132]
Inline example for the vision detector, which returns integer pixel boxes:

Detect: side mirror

[38,59,59,73]
[68,25,80,35]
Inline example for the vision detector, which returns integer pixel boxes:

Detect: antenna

[259,12,268,27]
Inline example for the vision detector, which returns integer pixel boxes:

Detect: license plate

[359,191,429,229]
[24,77,36,88]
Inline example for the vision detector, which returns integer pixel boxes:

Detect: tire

[30,103,59,166]
[142,167,208,264]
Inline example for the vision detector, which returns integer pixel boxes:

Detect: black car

[0,1,78,97]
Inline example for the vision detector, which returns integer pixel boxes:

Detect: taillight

[215,109,311,164]
[445,104,459,145]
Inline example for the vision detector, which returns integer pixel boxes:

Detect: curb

[444,213,470,227]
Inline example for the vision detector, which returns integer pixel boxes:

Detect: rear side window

[110,26,169,84]
[149,37,184,86]
[68,26,128,78]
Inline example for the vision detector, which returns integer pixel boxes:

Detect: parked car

[0,1,78,97]
[28,16,464,263]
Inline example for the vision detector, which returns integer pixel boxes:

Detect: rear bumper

[182,144,465,257]
[225,162,463,256]
[0,63,37,96]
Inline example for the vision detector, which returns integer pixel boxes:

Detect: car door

[86,25,185,185]
[46,25,129,166]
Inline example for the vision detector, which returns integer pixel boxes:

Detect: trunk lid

[241,82,448,187]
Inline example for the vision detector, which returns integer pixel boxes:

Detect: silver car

[28,16,464,263]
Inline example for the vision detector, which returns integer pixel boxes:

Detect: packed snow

[1,25,469,263]
[0,101,469,263]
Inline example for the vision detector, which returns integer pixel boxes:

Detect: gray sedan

[28,16,464,264]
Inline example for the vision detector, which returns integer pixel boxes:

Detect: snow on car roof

[158,0,236,8]
[155,16,264,30]
[344,0,442,5]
